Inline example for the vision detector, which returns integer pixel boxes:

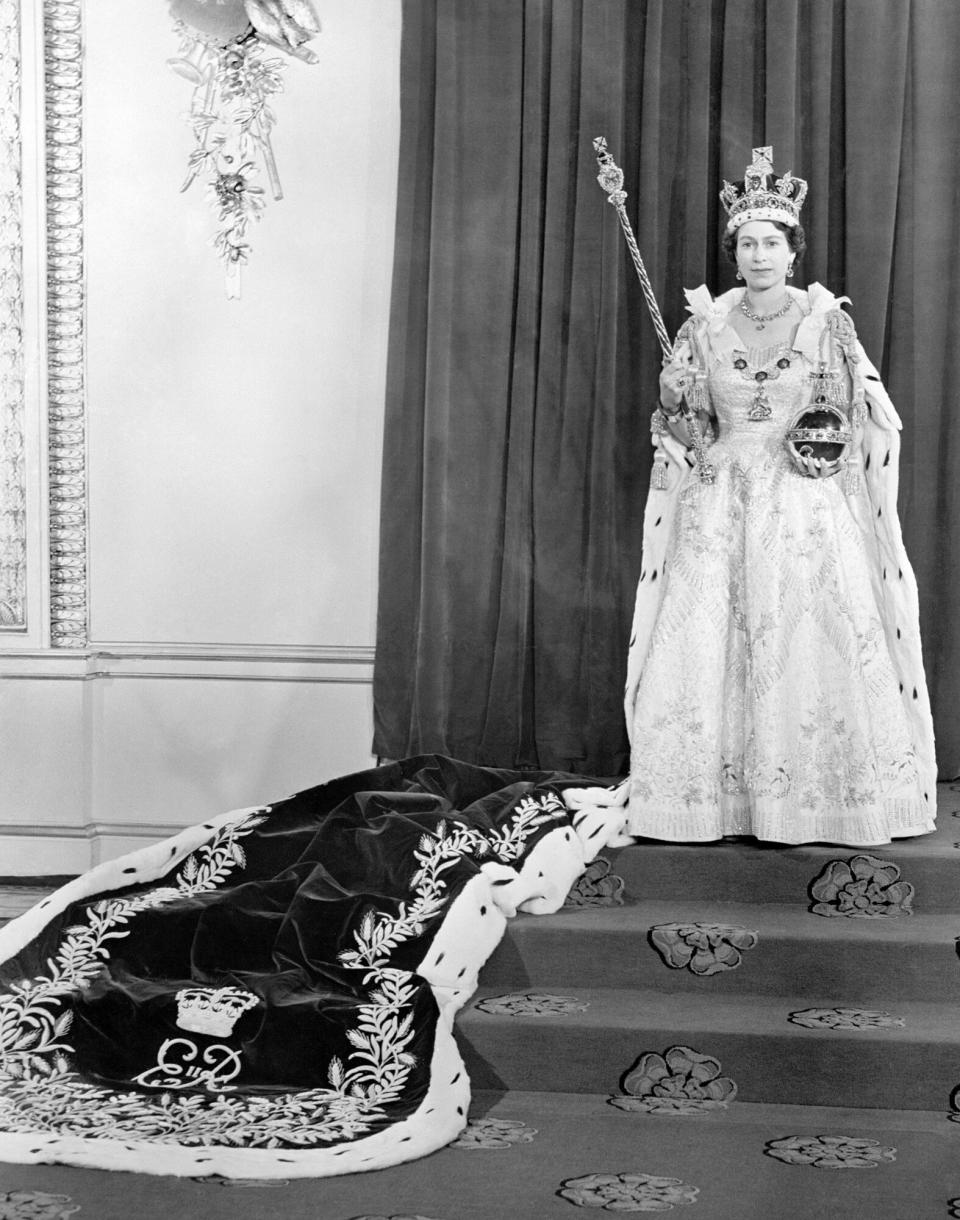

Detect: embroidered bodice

[707,341,808,465]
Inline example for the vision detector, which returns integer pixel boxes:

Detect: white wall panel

[0,668,87,825]
[84,0,399,647]
[0,3,400,874]
[88,662,375,832]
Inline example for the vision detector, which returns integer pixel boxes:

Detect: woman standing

[624,148,936,846]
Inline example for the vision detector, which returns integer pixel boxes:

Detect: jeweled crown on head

[720,147,807,233]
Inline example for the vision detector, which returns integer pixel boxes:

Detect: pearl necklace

[740,295,793,331]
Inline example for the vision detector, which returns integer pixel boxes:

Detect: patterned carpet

[2,783,960,1218]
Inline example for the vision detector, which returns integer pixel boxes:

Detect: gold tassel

[652,451,668,490]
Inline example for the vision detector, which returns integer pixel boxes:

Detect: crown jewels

[175,986,259,1038]
[720,147,808,233]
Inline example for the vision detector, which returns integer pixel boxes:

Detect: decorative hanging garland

[167,1,321,297]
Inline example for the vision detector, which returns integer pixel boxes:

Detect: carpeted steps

[2,790,959,1216]
[478,900,960,1002]
[458,785,960,1118]
[460,986,956,1108]
[606,821,960,912]
[3,1091,955,1219]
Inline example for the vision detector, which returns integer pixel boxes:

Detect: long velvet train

[0,755,628,1177]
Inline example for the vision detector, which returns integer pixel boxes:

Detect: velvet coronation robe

[0,757,628,1178]
[624,283,937,846]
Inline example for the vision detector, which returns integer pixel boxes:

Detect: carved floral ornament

[167,0,322,297]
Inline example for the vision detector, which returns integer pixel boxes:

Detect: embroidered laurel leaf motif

[808,854,914,918]
[0,794,563,1150]
[484,793,566,862]
[53,1011,73,1037]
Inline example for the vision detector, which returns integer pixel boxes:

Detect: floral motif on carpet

[946,1083,960,1123]
[447,1116,537,1148]
[607,1045,736,1115]
[563,856,625,907]
[473,993,589,1016]
[764,1135,896,1168]
[0,1194,80,1220]
[648,922,758,974]
[349,1214,448,1220]
[808,855,914,918]
[788,1007,905,1030]
[193,1176,291,1186]
[558,1172,699,1211]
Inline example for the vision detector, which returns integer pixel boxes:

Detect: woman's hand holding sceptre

[659,359,713,449]
[658,358,687,411]
[594,136,716,484]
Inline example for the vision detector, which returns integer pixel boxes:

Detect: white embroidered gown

[626,295,935,846]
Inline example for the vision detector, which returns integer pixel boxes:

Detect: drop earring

[787,264,795,278]
[736,270,743,281]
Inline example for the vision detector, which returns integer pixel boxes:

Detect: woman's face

[735,221,793,292]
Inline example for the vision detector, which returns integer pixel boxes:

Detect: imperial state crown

[720,147,808,233]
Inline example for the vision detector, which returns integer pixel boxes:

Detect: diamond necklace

[740,295,793,331]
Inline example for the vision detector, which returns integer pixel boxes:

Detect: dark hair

[722,221,806,264]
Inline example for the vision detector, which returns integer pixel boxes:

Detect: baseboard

[0,820,191,874]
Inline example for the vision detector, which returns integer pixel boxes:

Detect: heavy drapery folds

[373,0,960,778]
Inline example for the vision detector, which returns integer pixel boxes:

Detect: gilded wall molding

[44,0,87,647]
[0,0,27,630]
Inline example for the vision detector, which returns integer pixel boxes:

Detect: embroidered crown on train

[720,146,808,232]
[175,986,259,1037]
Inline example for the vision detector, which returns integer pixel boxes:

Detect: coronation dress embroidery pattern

[0,795,564,1149]
[628,320,924,844]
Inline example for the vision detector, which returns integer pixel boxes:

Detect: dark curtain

[374,0,960,778]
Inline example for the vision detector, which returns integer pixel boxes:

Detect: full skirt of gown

[627,343,933,846]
